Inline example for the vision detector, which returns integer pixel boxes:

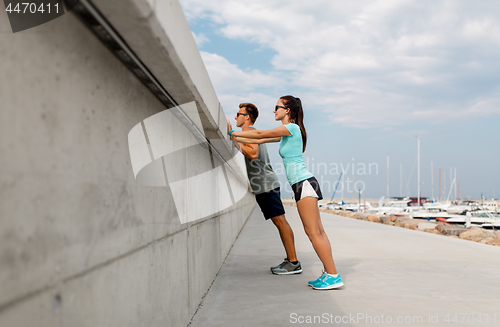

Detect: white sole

[271,269,303,275]
[312,282,344,290]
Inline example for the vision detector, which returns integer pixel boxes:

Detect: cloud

[199,52,281,93]
[181,0,500,129]
[191,31,209,47]
[200,52,287,128]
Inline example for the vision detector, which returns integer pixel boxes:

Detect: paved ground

[189,205,500,327]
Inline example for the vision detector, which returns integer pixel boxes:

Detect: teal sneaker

[312,274,344,290]
[308,271,326,287]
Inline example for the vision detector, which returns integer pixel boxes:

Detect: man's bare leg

[271,214,297,262]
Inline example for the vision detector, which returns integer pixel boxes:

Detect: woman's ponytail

[280,95,307,152]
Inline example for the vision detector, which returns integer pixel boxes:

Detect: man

[227,103,302,274]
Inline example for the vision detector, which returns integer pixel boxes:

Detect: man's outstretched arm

[227,119,259,160]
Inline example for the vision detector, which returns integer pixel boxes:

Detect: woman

[229,95,343,290]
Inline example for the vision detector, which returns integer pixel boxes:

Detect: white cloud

[200,52,287,129]
[181,0,500,129]
[191,31,209,47]
[199,52,281,93]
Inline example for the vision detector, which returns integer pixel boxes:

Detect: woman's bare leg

[296,197,338,274]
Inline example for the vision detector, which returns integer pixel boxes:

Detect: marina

[317,197,500,231]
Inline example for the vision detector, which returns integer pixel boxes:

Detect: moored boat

[446,212,500,226]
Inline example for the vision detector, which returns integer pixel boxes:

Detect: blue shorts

[255,187,286,220]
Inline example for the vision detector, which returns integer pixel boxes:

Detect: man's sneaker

[312,273,344,290]
[270,258,289,271]
[308,271,326,287]
[271,259,303,275]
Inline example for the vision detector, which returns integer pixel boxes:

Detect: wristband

[229,130,235,137]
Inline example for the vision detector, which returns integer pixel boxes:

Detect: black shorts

[255,187,286,220]
[291,176,323,202]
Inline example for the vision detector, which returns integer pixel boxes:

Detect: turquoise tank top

[279,123,313,186]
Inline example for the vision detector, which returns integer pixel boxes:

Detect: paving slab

[189,205,500,327]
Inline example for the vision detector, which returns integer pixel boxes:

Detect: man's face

[235,107,249,128]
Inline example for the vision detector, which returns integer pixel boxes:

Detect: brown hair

[239,103,259,124]
[280,95,307,152]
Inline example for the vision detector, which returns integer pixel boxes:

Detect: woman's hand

[226,118,233,134]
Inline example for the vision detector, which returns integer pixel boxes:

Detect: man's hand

[227,118,233,134]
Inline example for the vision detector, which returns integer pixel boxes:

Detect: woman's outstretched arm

[232,136,281,144]
[231,126,290,139]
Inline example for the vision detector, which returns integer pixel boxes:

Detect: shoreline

[281,199,500,247]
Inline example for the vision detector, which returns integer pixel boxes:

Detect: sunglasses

[274,105,288,111]
[236,113,249,117]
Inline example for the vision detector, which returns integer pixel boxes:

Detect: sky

[179,0,500,201]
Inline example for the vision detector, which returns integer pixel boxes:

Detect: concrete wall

[0,1,254,326]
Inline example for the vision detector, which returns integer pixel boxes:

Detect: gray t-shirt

[244,143,280,195]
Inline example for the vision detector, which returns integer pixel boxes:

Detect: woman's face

[274,99,290,121]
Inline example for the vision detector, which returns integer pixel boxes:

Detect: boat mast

[330,172,343,203]
[353,159,355,203]
[431,161,434,201]
[417,137,420,206]
[341,171,344,202]
[450,167,453,201]
[443,171,446,202]
[454,168,457,201]
[387,155,389,199]
[400,163,403,197]
[439,168,441,201]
